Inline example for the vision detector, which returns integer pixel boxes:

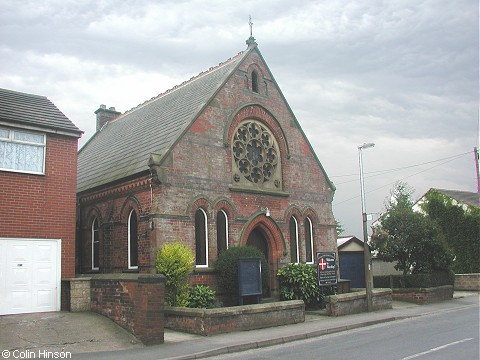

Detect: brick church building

[77,37,337,296]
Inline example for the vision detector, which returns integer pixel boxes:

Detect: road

[207,304,479,360]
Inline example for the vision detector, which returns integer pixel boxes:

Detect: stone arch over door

[241,214,285,296]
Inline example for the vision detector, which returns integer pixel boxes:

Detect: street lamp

[358,142,375,312]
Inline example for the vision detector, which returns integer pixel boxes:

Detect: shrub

[276,263,333,309]
[214,246,269,305]
[156,242,194,306]
[186,285,217,308]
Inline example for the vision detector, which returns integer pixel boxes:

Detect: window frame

[289,216,299,263]
[0,127,46,175]
[195,208,209,268]
[128,209,139,270]
[91,217,100,271]
[305,217,314,264]
[251,71,259,93]
[216,209,229,255]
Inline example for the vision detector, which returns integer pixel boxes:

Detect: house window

[289,216,299,263]
[128,209,138,269]
[195,208,208,267]
[216,210,228,255]
[252,71,259,93]
[0,127,46,174]
[305,217,314,264]
[92,217,100,270]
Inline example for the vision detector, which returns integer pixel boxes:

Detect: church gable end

[77,40,337,298]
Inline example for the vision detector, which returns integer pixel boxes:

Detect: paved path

[0,292,477,360]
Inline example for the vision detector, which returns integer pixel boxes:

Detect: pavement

[0,291,478,360]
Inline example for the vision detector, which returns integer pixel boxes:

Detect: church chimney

[95,104,121,131]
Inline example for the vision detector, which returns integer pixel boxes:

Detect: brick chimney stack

[95,104,121,131]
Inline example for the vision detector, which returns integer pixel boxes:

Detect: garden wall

[90,274,166,345]
[454,274,480,291]
[325,289,392,317]
[392,285,453,304]
[164,300,305,336]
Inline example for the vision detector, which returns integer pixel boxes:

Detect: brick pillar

[134,275,166,345]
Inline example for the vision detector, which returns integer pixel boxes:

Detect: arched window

[289,216,299,263]
[128,209,138,269]
[91,217,99,270]
[195,208,208,267]
[305,217,314,264]
[216,210,228,255]
[252,71,258,93]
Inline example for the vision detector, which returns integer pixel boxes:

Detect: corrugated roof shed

[77,49,249,193]
[0,88,82,136]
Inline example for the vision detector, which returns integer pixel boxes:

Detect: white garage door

[0,238,61,315]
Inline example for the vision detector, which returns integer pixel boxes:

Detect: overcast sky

[1,0,478,238]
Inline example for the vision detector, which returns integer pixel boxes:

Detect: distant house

[76,38,337,297]
[413,188,479,211]
[0,88,82,315]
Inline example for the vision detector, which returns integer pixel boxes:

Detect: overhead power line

[333,151,471,206]
[331,151,471,186]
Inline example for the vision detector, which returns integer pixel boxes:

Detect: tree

[420,189,480,273]
[371,183,453,275]
[335,219,345,236]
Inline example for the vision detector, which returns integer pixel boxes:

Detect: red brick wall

[0,133,78,279]
[392,285,454,304]
[90,274,165,345]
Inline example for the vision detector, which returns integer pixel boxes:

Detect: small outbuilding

[337,236,366,288]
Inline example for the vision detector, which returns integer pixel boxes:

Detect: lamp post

[358,142,375,312]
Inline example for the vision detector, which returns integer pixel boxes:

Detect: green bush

[277,263,327,308]
[156,242,194,306]
[214,246,270,305]
[186,285,217,308]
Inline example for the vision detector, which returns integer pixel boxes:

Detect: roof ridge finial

[246,15,257,46]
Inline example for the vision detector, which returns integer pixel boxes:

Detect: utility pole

[475,147,480,194]
[358,143,375,312]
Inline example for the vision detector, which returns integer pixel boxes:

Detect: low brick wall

[454,274,480,291]
[325,289,392,317]
[392,285,453,304]
[90,274,166,345]
[164,300,305,336]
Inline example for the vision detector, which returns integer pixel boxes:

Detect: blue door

[339,252,365,288]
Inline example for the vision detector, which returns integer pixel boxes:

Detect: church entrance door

[246,227,270,296]
[246,227,269,260]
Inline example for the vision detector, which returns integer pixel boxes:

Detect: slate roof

[0,88,82,136]
[433,188,479,208]
[77,48,249,193]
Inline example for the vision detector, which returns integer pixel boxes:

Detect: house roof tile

[0,88,82,136]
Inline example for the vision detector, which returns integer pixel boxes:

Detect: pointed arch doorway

[243,218,284,298]
[246,226,270,296]
[246,227,269,261]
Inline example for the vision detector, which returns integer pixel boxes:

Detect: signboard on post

[316,252,337,286]
[238,257,262,304]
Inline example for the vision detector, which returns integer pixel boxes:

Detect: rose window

[232,121,279,185]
